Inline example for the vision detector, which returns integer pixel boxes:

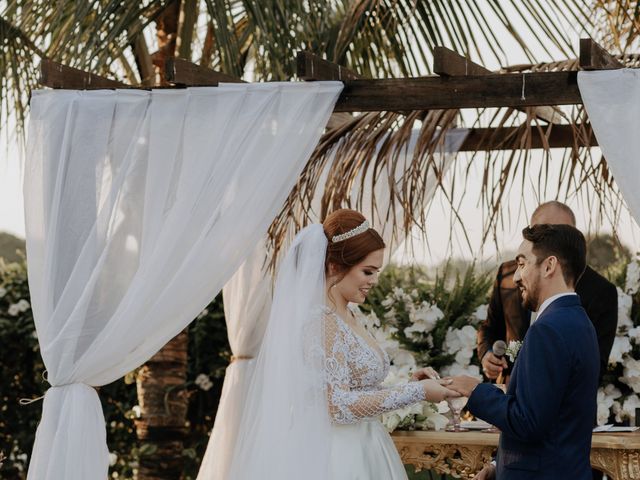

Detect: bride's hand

[421,379,461,403]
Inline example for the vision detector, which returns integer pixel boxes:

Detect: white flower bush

[359,265,492,431]
[600,255,640,425]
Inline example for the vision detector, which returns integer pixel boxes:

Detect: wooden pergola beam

[579,38,624,70]
[40,59,128,89]
[296,51,360,81]
[165,57,245,85]
[458,124,597,151]
[334,71,581,112]
[432,47,562,124]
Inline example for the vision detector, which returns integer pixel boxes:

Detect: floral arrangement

[597,255,640,425]
[358,264,492,431]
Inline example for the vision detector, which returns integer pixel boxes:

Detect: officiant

[477,201,617,385]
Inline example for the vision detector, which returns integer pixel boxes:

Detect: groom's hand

[447,375,481,397]
[411,367,440,381]
[481,352,508,380]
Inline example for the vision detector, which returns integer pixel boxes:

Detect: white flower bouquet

[359,265,492,431]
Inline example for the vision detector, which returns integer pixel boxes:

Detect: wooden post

[580,38,624,70]
[296,51,360,81]
[39,59,127,89]
[433,47,489,77]
[165,57,245,85]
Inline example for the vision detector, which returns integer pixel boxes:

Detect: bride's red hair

[322,209,385,276]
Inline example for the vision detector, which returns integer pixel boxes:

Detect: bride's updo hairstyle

[323,209,385,279]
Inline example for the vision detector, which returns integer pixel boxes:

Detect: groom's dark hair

[522,224,586,287]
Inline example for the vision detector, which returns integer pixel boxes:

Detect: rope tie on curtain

[18,370,88,405]
[230,355,254,363]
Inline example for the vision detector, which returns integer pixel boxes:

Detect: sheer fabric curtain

[197,127,468,479]
[578,70,640,224]
[24,82,342,480]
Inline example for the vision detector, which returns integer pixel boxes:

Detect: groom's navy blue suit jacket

[467,295,599,479]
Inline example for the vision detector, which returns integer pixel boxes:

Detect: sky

[1,3,638,266]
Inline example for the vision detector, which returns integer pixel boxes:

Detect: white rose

[0,286,6,298]
[471,304,488,323]
[436,400,450,414]
[597,399,612,426]
[609,336,632,365]
[621,358,640,393]
[405,303,443,338]
[423,408,450,431]
[603,383,623,399]
[625,260,640,295]
[629,326,640,344]
[132,405,142,418]
[195,373,213,391]
[109,452,118,466]
[596,386,621,425]
[381,411,402,432]
[8,304,20,316]
[617,287,633,332]
[622,395,640,423]
[16,299,30,312]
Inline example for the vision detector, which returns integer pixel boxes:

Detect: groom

[449,224,599,480]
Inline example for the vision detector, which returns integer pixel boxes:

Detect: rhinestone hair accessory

[331,220,370,243]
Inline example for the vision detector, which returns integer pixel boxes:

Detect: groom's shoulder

[536,298,592,336]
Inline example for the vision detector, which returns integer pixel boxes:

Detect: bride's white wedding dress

[323,307,425,480]
[226,226,427,480]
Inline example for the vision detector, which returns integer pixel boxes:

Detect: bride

[225,209,458,480]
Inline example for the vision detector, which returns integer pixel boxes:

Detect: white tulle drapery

[578,69,640,225]
[197,128,468,479]
[23,82,342,480]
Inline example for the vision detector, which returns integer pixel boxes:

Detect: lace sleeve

[323,313,425,424]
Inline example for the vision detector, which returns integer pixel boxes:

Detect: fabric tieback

[230,355,254,363]
[19,371,87,405]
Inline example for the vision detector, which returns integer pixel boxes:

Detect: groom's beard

[519,277,541,312]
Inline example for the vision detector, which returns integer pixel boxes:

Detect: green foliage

[587,233,632,286]
[0,260,230,479]
[0,232,25,264]
[362,263,492,371]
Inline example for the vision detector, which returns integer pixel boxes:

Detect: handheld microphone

[492,340,507,358]
[492,340,508,385]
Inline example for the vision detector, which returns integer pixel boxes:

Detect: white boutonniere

[505,340,523,363]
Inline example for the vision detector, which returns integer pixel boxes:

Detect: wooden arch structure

[38,38,632,152]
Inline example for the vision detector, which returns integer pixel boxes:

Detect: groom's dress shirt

[477,260,617,382]
[535,292,577,318]
[467,295,599,480]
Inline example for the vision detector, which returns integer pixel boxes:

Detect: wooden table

[392,430,640,479]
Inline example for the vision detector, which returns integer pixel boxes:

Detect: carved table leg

[398,443,496,478]
[591,449,640,480]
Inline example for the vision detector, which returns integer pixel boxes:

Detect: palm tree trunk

[134,3,185,479]
[135,331,189,479]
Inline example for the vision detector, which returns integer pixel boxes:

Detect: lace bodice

[323,308,425,424]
